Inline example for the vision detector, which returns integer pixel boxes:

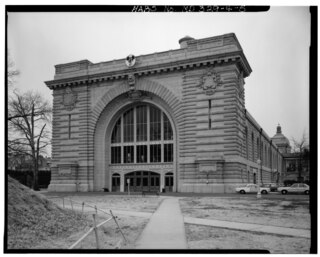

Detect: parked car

[277,183,309,195]
[235,184,270,194]
[262,183,281,192]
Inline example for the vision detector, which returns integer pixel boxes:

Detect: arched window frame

[110,104,174,165]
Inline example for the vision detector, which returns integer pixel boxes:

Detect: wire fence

[48,196,127,249]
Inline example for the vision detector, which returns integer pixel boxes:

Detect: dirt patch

[185,224,310,254]
[180,197,310,229]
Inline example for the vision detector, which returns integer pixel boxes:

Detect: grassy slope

[7,176,88,249]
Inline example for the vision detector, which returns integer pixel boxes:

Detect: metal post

[127,178,130,196]
[70,199,74,211]
[257,159,261,199]
[110,210,127,242]
[92,214,100,249]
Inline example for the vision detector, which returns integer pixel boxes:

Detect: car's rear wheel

[305,190,309,195]
[281,190,288,195]
[261,190,268,194]
[240,190,245,194]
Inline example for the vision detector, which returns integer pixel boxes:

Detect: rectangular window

[136,145,147,163]
[123,109,134,142]
[150,106,161,141]
[124,146,134,163]
[136,105,147,142]
[163,114,173,140]
[150,144,161,163]
[164,144,173,162]
[111,118,121,143]
[111,146,121,164]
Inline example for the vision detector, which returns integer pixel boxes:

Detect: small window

[164,144,173,162]
[124,146,134,163]
[111,147,121,164]
[137,145,147,163]
[150,144,161,163]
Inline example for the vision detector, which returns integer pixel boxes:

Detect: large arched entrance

[107,102,175,192]
[124,171,160,192]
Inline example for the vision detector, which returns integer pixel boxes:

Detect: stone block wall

[46,33,284,192]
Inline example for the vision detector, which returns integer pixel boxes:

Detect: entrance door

[125,171,160,192]
[112,173,120,192]
[165,172,174,192]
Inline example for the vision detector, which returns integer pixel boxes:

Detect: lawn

[180,196,311,253]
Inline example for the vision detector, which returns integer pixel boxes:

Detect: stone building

[45,33,284,193]
[271,124,309,183]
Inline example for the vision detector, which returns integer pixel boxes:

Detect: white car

[277,183,310,195]
[235,184,270,194]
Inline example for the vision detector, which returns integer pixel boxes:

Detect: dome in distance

[271,124,291,153]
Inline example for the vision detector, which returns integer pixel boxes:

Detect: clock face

[125,54,136,67]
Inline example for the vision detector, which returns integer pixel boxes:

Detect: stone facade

[45,33,285,193]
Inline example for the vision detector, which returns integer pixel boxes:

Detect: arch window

[110,104,174,164]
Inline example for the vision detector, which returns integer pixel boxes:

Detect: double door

[124,171,160,192]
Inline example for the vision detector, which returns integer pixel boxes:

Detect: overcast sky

[7,6,310,144]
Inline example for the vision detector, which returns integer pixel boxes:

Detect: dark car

[262,183,280,192]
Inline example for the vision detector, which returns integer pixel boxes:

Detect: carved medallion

[125,54,136,67]
[198,70,222,95]
[62,87,77,111]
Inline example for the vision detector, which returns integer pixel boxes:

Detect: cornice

[45,51,250,90]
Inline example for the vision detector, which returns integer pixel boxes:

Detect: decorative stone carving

[110,164,173,170]
[57,162,78,177]
[198,69,222,95]
[125,54,136,67]
[61,87,77,111]
[126,73,150,101]
[128,73,136,90]
[127,90,143,101]
[199,163,217,174]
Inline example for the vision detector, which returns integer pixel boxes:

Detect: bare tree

[291,132,309,182]
[8,91,52,190]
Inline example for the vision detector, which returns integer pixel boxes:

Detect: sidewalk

[134,198,187,249]
[184,217,310,239]
[111,206,310,240]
